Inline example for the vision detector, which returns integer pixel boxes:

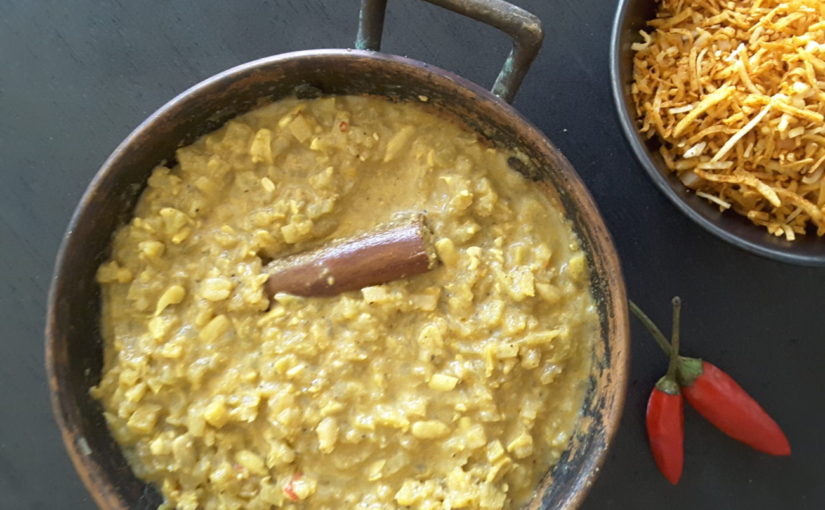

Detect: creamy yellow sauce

[93,95,597,510]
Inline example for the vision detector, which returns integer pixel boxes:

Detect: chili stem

[629,300,672,356]
[666,297,681,379]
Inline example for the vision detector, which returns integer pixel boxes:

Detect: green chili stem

[628,300,672,356]
[666,297,681,379]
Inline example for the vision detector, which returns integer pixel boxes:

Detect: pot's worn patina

[46,1,629,509]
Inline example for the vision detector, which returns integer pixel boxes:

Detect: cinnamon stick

[264,214,437,298]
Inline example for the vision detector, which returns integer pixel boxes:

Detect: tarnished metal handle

[355,0,543,103]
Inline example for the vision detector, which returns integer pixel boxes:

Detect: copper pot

[46,0,629,508]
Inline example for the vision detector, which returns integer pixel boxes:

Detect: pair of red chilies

[632,298,790,485]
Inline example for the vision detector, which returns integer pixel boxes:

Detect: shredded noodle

[632,0,825,239]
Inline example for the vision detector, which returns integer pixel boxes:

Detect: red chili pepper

[679,359,791,456]
[647,386,684,484]
[630,299,791,457]
[645,297,684,484]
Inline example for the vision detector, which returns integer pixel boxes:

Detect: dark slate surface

[1,0,822,508]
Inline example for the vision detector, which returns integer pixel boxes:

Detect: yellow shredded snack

[632,0,825,239]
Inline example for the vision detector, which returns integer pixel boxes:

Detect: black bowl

[610,0,825,266]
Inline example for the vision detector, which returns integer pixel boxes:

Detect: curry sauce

[93,95,597,510]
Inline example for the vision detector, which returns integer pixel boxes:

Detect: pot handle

[355,0,543,103]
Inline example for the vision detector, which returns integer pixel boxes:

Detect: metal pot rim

[47,47,629,510]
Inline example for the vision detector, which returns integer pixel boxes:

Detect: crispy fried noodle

[632,0,825,239]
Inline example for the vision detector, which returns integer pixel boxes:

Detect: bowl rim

[609,0,825,267]
[46,47,629,510]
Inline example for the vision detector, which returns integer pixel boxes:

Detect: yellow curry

[93,95,597,509]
